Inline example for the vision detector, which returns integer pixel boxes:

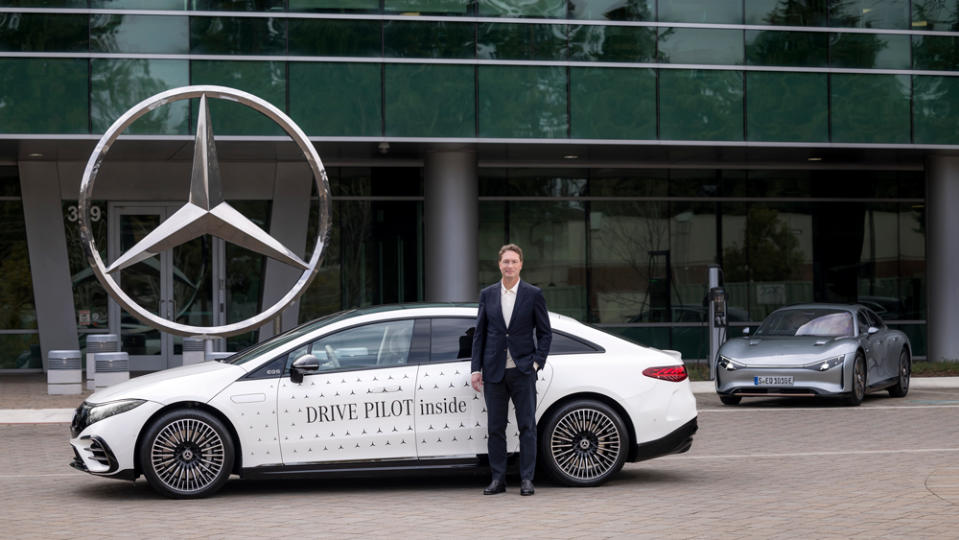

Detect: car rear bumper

[630,417,698,462]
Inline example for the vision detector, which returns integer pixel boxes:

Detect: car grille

[87,439,111,468]
[70,403,90,438]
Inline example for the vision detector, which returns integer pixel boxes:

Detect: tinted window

[288,319,416,373]
[430,318,475,363]
[857,311,870,335]
[864,308,885,329]
[550,332,600,354]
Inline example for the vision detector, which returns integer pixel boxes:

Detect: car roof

[774,303,862,312]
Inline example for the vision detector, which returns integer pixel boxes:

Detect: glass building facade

[1,0,952,370]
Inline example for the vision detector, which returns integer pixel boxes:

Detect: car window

[550,332,601,354]
[430,318,475,363]
[864,308,884,329]
[285,319,416,373]
[756,308,853,337]
[856,311,870,335]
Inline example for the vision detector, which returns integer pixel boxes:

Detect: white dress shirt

[502,280,518,369]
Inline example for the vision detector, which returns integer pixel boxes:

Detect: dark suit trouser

[484,367,537,482]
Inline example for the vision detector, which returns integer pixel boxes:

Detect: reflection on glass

[477,201,506,290]
[570,67,656,140]
[224,201,270,351]
[746,30,828,67]
[190,60,286,135]
[568,25,656,62]
[912,0,959,30]
[118,214,162,356]
[290,0,378,10]
[897,202,925,321]
[0,59,88,133]
[568,0,654,20]
[0,334,41,370]
[385,64,474,137]
[746,71,827,142]
[914,75,959,144]
[289,62,381,136]
[830,74,909,143]
[590,169,667,197]
[0,13,87,51]
[478,23,567,60]
[658,28,743,65]
[745,0,828,26]
[384,21,474,58]
[912,35,959,70]
[63,201,108,331]
[190,16,286,55]
[91,0,186,7]
[193,0,284,9]
[478,0,566,18]
[0,200,36,330]
[478,66,567,138]
[830,0,909,29]
[830,32,909,69]
[91,59,189,134]
[659,0,742,23]
[385,0,470,14]
[659,69,743,141]
[90,14,188,54]
[288,19,380,56]
[479,168,587,197]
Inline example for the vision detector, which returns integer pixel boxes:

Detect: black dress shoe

[483,479,506,495]
[520,479,535,496]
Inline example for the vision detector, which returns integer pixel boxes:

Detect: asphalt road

[3,388,958,539]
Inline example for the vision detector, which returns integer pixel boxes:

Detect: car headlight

[86,399,146,426]
[804,355,846,371]
[718,356,746,371]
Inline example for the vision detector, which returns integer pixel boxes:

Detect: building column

[424,147,478,302]
[18,161,79,369]
[926,155,959,362]
[258,162,313,341]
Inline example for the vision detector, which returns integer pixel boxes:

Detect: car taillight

[643,365,688,382]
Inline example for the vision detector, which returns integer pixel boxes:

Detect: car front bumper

[715,362,851,397]
[69,400,163,479]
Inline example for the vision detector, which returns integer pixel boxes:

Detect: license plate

[754,376,794,386]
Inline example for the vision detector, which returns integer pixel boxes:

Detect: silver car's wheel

[889,348,910,398]
[140,409,234,498]
[845,353,866,406]
[540,400,628,487]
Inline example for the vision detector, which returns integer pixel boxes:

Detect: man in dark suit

[471,243,551,496]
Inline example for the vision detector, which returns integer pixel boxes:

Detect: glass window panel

[568,25,656,62]
[745,0,829,26]
[830,74,909,143]
[830,0,909,29]
[290,0,379,10]
[478,23,567,60]
[670,200,717,316]
[385,0,470,14]
[658,28,743,65]
[569,0,654,20]
[430,317,476,362]
[508,201,587,320]
[570,67,656,139]
[898,203,925,320]
[914,75,959,144]
[90,15,188,54]
[745,30,828,67]
[193,0,285,9]
[0,166,20,197]
[0,13,87,52]
[289,62,381,136]
[0,334,41,369]
[0,0,84,6]
[288,19,381,57]
[478,66,567,138]
[912,35,959,70]
[829,32,910,69]
[477,200,506,289]
[658,0,742,23]
[0,59,87,133]
[190,16,285,55]
[299,196,343,321]
[478,0,566,18]
[480,169,587,197]
[91,59,189,134]
[385,64,475,137]
[857,202,902,317]
[91,0,186,7]
[328,167,422,197]
[0,200,36,330]
[384,21,474,58]
[63,201,108,332]
[669,169,724,197]
[589,169,667,197]
[891,323,925,355]
[190,60,286,135]
[741,170,812,198]
[746,71,827,142]
[659,69,743,141]
[912,0,959,31]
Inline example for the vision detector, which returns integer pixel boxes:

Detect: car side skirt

[630,417,698,463]
[241,456,486,480]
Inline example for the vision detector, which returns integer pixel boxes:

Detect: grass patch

[684,360,959,381]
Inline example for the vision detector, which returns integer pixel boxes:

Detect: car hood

[719,335,856,366]
[85,361,248,405]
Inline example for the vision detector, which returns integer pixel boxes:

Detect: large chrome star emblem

[79,86,331,338]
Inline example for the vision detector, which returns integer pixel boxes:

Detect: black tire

[539,399,629,487]
[139,408,235,499]
[888,348,911,398]
[719,395,742,406]
[844,352,866,406]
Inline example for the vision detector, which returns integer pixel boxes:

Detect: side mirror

[290,354,320,384]
[867,326,880,335]
[742,327,750,336]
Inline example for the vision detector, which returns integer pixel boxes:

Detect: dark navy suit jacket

[470,280,552,383]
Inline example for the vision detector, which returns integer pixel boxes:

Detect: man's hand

[471,372,483,392]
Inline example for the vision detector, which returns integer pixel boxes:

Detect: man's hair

[498,243,524,262]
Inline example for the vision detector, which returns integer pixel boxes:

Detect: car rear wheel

[844,353,866,406]
[888,348,910,398]
[719,395,742,405]
[539,399,628,487]
[139,408,235,499]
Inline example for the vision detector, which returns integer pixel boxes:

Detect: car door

[276,318,425,465]
[857,309,884,386]
[864,308,900,381]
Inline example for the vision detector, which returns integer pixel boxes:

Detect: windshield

[225,310,357,366]
[755,309,854,338]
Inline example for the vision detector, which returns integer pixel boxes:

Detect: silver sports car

[715,304,911,406]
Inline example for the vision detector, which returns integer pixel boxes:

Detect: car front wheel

[844,353,866,406]
[719,395,742,405]
[139,408,235,498]
[539,399,628,487]
[888,348,910,398]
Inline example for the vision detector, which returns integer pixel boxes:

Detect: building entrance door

[108,203,226,371]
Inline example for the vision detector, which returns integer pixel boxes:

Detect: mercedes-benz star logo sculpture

[79,85,332,338]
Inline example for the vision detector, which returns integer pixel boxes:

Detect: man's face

[499,250,523,281]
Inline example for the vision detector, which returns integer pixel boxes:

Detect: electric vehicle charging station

[707,265,727,381]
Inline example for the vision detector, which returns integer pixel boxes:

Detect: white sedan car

[70,305,699,498]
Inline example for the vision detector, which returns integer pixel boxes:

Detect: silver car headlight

[86,399,146,427]
[718,356,746,371]
[804,355,846,371]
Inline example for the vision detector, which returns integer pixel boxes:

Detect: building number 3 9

[66,205,102,223]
